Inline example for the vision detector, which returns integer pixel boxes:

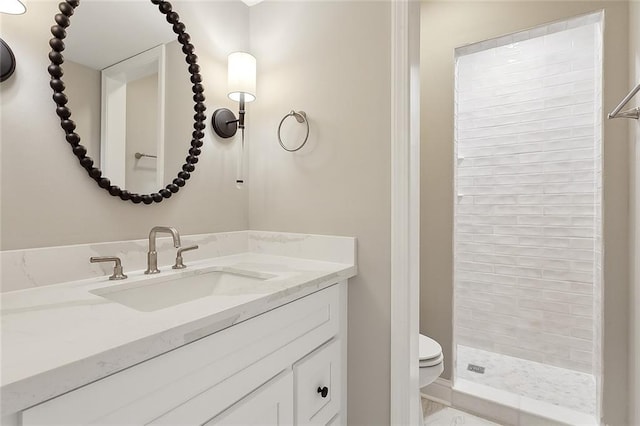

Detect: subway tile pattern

[456,345,596,416]
[453,16,603,374]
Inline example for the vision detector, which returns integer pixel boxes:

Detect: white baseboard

[420,378,452,406]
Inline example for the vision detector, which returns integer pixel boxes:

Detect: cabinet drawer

[294,339,341,425]
[21,285,340,426]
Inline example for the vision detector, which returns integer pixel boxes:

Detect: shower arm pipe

[608,82,640,119]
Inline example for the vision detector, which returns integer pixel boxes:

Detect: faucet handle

[172,245,199,269]
[90,256,128,280]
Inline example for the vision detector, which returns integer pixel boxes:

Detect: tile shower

[453,13,603,420]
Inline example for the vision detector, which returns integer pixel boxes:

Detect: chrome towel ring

[278,110,309,152]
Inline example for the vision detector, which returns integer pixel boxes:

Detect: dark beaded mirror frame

[47,0,206,205]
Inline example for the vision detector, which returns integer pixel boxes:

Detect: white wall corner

[390,0,421,424]
[630,2,640,425]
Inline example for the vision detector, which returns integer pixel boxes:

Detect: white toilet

[418,334,444,425]
[419,333,444,388]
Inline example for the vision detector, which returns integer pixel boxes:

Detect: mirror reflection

[62,1,193,195]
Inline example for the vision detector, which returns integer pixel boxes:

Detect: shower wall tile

[453,20,602,373]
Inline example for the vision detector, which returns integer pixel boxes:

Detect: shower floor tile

[456,345,596,416]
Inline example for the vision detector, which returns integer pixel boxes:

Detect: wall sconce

[212,52,256,138]
[0,0,26,82]
[0,0,26,14]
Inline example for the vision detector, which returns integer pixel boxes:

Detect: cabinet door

[294,339,341,425]
[326,414,341,426]
[205,371,294,426]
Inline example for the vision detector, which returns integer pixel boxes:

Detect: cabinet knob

[317,386,329,398]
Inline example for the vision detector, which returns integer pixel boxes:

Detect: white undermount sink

[90,269,276,312]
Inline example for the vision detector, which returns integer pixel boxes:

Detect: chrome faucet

[145,226,181,274]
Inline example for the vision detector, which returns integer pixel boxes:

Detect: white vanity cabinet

[19,282,347,426]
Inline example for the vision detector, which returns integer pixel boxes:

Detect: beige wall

[248,2,391,424]
[62,60,100,164]
[0,1,250,250]
[629,1,639,424]
[420,2,630,424]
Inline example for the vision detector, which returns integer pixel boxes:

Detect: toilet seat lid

[419,353,444,367]
[419,334,442,361]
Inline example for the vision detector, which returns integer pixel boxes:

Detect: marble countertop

[1,252,356,414]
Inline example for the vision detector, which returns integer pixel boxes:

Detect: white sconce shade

[0,0,26,14]
[227,52,256,102]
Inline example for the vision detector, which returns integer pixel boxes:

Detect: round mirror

[48,0,206,204]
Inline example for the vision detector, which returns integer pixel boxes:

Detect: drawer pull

[317,386,329,398]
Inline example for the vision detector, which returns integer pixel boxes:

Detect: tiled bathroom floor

[456,345,596,415]
[422,398,502,425]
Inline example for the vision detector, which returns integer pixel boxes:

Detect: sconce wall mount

[0,0,27,83]
[212,107,239,138]
[0,39,16,82]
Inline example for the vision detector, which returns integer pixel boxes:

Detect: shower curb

[422,378,599,426]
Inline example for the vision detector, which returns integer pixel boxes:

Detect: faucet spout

[149,226,181,250]
[145,226,181,274]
